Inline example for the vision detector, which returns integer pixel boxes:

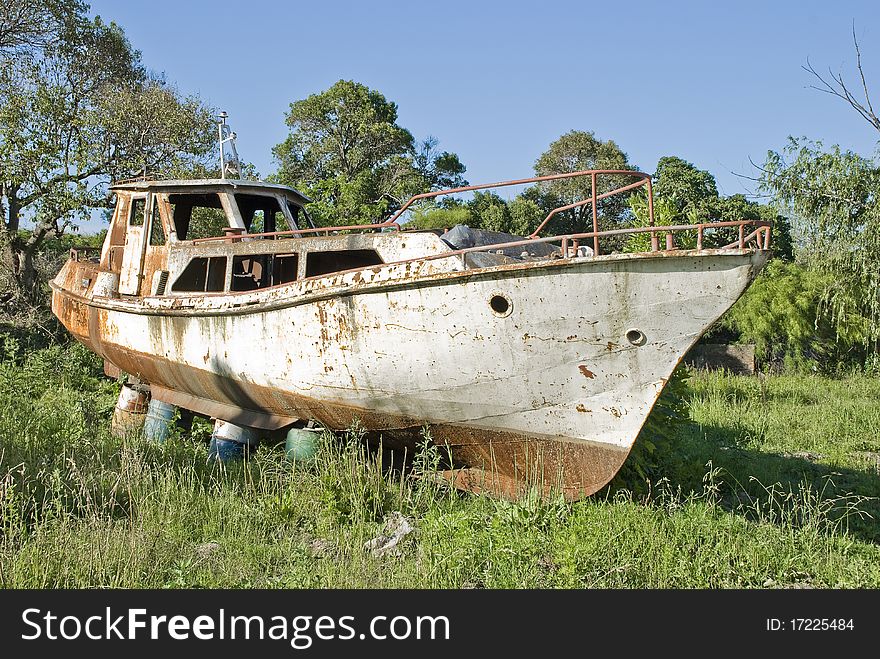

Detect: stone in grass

[194,542,222,559]
[364,512,414,557]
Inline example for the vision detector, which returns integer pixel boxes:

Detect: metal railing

[176,170,772,260]
[190,170,654,253]
[365,219,771,275]
[387,169,654,257]
[69,246,102,262]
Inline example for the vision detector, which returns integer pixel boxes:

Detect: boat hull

[52,249,768,498]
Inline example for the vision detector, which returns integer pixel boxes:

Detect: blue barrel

[208,420,259,462]
[142,399,177,443]
[285,427,320,463]
[208,436,247,461]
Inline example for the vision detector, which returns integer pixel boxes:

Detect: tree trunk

[15,245,38,297]
[6,185,21,233]
[3,186,43,300]
[5,240,39,300]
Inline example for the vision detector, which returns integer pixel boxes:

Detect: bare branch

[803,32,880,134]
[853,24,875,118]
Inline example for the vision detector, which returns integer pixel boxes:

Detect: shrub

[722,260,869,372]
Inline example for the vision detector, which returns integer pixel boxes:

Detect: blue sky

[83,0,880,229]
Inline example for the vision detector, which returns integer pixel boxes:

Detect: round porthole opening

[490,294,512,317]
[626,328,647,346]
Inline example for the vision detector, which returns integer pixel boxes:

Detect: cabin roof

[109,178,311,206]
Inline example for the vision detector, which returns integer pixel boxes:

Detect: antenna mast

[217,111,241,179]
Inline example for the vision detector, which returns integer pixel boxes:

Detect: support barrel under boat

[110,382,149,438]
[143,398,178,443]
[208,420,259,461]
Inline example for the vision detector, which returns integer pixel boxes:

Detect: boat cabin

[97,179,448,299]
[98,179,317,296]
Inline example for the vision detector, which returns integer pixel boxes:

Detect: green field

[1,341,878,588]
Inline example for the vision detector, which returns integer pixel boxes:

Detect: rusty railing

[369,219,772,275]
[386,169,654,257]
[191,170,653,253]
[69,246,102,262]
[185,169,772,261]
[381,169,770,258]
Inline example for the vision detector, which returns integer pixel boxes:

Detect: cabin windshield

[234,193,296,234]
[167,193,228,241]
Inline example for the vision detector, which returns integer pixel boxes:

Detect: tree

[466,191,509,232]
[721,259,866,371]
[506,197,545,236]
[0,2,215,297]
[0,0,79,52]
[272,80,466,226]
[402,191,545,237]
[532,130,637,235]
[652,155,718,223]
[760,139,879,352]
[804,28,880,135]
[759,31,880,359]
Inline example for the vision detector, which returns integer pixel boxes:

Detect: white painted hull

[54,248,767,495]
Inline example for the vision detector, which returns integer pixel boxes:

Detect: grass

[0,340,878,588]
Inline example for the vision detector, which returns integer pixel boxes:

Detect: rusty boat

[50,119,771,499]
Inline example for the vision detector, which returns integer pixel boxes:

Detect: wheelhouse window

[167,193,229,240]
[129,198,145,226]
[149,199,165,246]
[274,253,298,283]
[305,250,383,278]
[234,194,292,235]
[231,253,299,291]
[232,255,266,291]
[171,257,227,292]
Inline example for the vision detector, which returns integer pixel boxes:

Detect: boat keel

[380,424,632,501]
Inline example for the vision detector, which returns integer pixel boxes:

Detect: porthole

[489,294,512,317]
[626,328,647,346]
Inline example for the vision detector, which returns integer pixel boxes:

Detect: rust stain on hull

[59,303,628,498]
[428,426,630,501]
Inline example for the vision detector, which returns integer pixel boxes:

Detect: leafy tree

[272,80,466,226]
[532,130,637,236]
[403,204,471,231]
[761,139,880,354]
[0,1,215,297]
[466,191,509,231]
[506,197,544,236]
[754,31,880,364]
[402,191,545,237]
[652,155,718,223]
[0,0,79,52]
[412,136,467,191]
[625,193,690,253]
